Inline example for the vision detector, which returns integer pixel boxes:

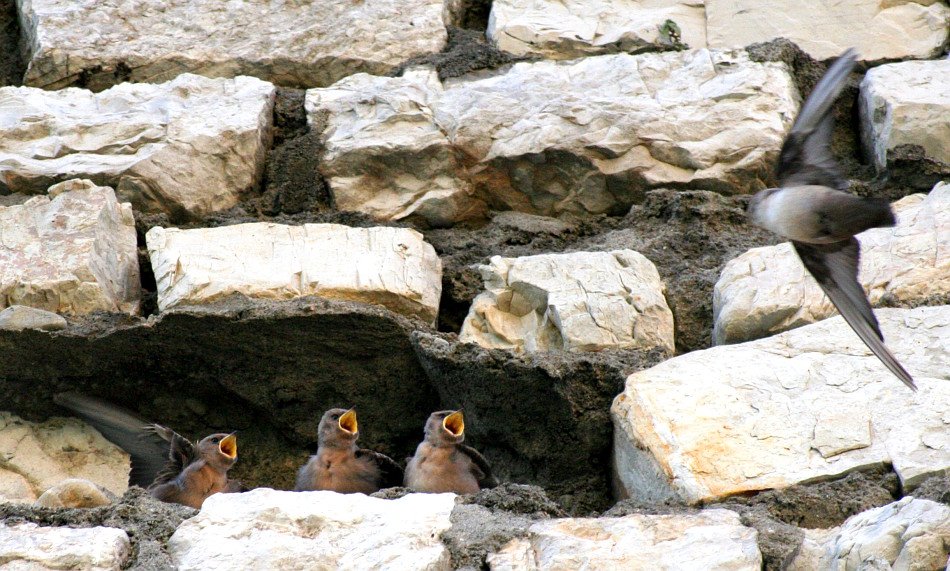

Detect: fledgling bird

[404,410,497,494]
[295,408,403,494]
[746,48,916,391]
[54,392,243,509]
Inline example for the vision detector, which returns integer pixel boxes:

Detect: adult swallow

[746,48,916,390]
[53,392,243,508]
[294,408,403,494]
[404,410,497,494]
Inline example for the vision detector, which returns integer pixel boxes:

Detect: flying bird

[746,48,916,391]
[404,410,497,494]
[295,408,403,494]
[54,392,244,508]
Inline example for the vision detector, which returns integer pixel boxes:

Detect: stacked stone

[2,0,950,569]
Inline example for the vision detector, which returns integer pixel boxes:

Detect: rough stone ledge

[614,305,950,505]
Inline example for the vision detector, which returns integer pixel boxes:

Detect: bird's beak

[443,410,464,436]
[219,433,238,459]
[339,408,358,434]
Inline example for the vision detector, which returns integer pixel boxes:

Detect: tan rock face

[307,50,797,227]
[488,0,706,59]
[714,185,948,345]
[18,0,448,91]
[0,306,67,331]
[859,59,950,172]
[0,522,130,571]
[460,250,674,354]
[169,489,455,570]
[0,412,130,504]
[788,498,950,571]
[612,305,950,505]
[0,180,140,315]
[0,74,275,220]
[706,0,950,61]
[487,509,761,570]
[147,223,442,324]
[34,478,117,509]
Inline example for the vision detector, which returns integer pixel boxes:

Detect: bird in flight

[746,48,916,391]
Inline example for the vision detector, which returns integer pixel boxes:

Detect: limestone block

[0,74,275,219]
[146,223,442,324]
[17,0,448,91]
[706,0,950,61]
[788,498,950,571]
[0,180,140,315]
[0,306,66,331]
[307,69,483,228]
[488,0,706,58]
[168,489,455,571]
[34,478,116,508]
[714,184,948,345]
[307,49,797,226]
[0,522,129,571]
[859,59,950,172]
[0,470,36,504]
[459,250,674,354]
[0,412,130,503]
[487,509,760,570]
[612,305,950,504]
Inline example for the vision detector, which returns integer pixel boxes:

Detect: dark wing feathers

[793,240,916,390]
[777,49,857,190]
[53,392,191,487]
[459,444,498,489]
[356,449,404,489]
[143,424,198,487]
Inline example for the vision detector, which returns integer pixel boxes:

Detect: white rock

[0,306,66,332]
[460,250,674,354]
[308,69,484,227]
[34,478,116,509]
[487,0,706,58]
[0,522,130,571]
[859,59,950,172]
[706,0,950,61]
[0,412,130,503]
[146,223,442,324]
[168,489,455,571]
[307,49,797,226]
[788,498,950,571]
[487,508,760,570]
[612,305,950,504]
[0,74,275,219]
[714,185,948,345]
[18,0,448,91]
[0,180,140,315]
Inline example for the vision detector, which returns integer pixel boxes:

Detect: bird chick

[295,408,403,494]
[405,410,497,494]
[54,392,243,509]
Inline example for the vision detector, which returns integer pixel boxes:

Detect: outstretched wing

[793,239,916,390]
[356,449,405,489]
[777,49,857,190]
[459,444,499,489]
[53,393,174,486]
[143,424,198,488]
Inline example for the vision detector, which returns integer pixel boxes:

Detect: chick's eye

[211,437,220,443]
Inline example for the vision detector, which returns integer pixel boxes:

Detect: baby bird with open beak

[54,392,243,509]
[405,410,497,494]
[295,408,403,494]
